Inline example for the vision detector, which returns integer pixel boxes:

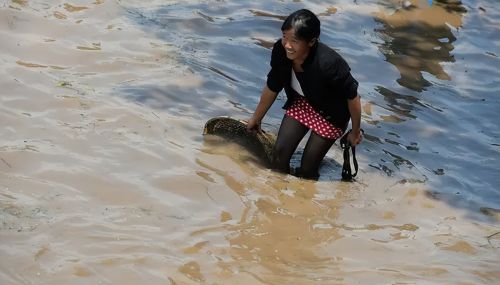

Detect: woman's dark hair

[281,9,320,42]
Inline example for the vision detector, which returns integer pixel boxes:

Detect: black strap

[340,129,363,182]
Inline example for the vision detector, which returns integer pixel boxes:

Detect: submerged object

[203,117,275,166]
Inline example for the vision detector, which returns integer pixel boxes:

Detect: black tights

[272,115,336,179]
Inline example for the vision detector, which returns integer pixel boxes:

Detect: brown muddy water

[1,0,499,284]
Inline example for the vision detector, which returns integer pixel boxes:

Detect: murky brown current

[1,0,499,284]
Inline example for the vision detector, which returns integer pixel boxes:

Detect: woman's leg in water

[272,115,309,173]
[298,132,336,179]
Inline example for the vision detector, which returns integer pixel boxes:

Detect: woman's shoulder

[316,43,346,64]
[316,42,350,73]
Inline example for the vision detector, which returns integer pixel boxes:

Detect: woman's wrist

[250,114,261,124]
[351,128,361,135]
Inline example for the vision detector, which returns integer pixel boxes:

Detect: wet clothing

[266,39,359,130]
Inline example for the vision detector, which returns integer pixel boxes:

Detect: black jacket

[266,39,358,129]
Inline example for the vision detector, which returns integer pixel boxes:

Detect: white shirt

[291,68,304,96]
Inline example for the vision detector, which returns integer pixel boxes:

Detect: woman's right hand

[246,117,261,132]
[246,85,278,133]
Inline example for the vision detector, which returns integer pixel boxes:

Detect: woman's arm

[247,85,278,132]
[347,94,362,145]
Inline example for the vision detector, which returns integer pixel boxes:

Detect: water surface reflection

[120,0,499,211]
[375,0,466,91]
[2,1,500,284]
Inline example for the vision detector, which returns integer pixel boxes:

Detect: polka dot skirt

[285,97,344,140]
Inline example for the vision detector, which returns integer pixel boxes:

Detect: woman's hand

[246,117,261,132]
[347,129,362,146]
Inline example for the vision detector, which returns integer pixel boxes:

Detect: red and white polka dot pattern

[285,97,344,140]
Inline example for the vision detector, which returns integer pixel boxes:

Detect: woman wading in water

[247,9,362,179]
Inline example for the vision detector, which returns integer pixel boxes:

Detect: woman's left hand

[347,130,363,146]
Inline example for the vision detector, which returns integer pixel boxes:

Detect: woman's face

[281,28,315,63]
